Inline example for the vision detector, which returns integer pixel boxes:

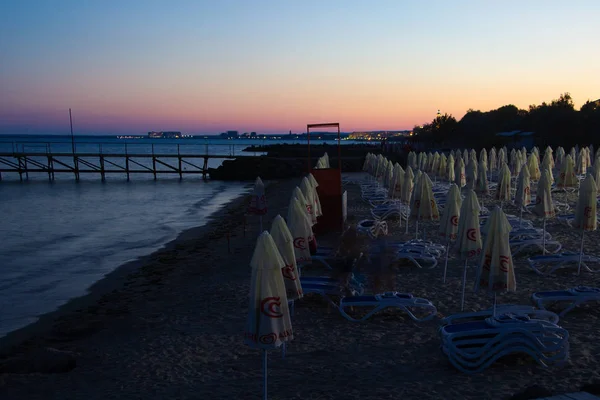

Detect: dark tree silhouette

[409,93,599,150]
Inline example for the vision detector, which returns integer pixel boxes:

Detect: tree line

[407,93,600,149]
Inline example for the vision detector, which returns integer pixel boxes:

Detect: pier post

[202,156,208,180]
[17,156,23,181]
[47,155,52,181]
[74,156,80,181]
[100,155,106,182]
[152,144,157,181]
[178,145,182,180]
[50,155,55,181]
[125,144,130,181]
[23,156,29,180]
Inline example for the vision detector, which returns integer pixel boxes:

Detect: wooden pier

[0,151,243,181]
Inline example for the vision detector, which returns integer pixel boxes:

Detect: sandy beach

[1,173,600,400]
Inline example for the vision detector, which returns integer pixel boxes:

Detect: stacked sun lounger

[532,286,600,316]
[439,309,569,374]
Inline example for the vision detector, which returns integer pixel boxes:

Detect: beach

[1,173,600,400]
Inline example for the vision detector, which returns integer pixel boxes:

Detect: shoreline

[0,183,255,355]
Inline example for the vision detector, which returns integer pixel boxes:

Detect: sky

[1,0,599,135]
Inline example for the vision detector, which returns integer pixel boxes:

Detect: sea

[0,134,365,338]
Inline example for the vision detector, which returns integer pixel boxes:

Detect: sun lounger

[510,238,562,256]
[440,305,560,326]
[357,219,388,238]
[370,203,407,221]
[393,248,438,269]
[386,239,447,257]
[532,286,600,316]
[527,252,600,275]
[440,313,569,374]
[338,291,437,322]
[300,275,365,294]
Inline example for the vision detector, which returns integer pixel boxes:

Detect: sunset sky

[1,0,599,135]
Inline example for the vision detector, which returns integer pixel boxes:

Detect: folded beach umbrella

[590,145,595,162]
[401,166,415,205]
[570,147,577,162]
[389,163,405,199]
[533,168,556,254]
[287,197,313,263]
[555,147,565,170]
[470,154,478,177]
[447,154,455,183]
[454,157,466,188]
[408,151,417,170]
[244,231,293,400]
[300,177,318,225]
[573,174,598,275]
[489,148,497,179]
[454,190,482,311]
[591,160,600,186]
[307,173,322,217]
[248,177,268,231]
[385,160,394,188]
[584,147,591,169]
[480,148,488,171]
[289,186,314,226]
[495,163,512,207]
[474,206,516,313]
[410,172,439,238]
[462,149,469,163]
[427,152,434,172]
[509,149,518,175]
[541,152,554,184]
[438,153,447,178]
[557,154,578,189]
[439,183,462,283]
[527,153,541,181]
[513,150,524,177]
[532,146,540,164]
[470,149,477,163]
[498,148,506,171]
[465,159,477,190]
[514,166,531,226]
[544,146,555,169]
[323,153,330,168]
[270,215,303,301]
[408,172,423,236]
[475,158,489,196]
[432,152,441,177]
[576,150,588,176]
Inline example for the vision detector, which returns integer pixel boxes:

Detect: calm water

[0,178,250,337]
[0,135,369,338]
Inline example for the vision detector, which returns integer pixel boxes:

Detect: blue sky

[1,0,599,134]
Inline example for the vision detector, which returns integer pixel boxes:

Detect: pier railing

[0,141,268,181]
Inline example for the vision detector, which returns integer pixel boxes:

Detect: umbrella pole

[415,219,419,240]
[398,201,402,229]
[577,229,585,276]
[260,216,263,233]
[263,350,268,400]
[405,215,409,234]
[519,207,523,229]
[443,240,450,284]
[461,258,468,311]
[542,217,546,254]
[282,342,286,359]
[492,292,497,317]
